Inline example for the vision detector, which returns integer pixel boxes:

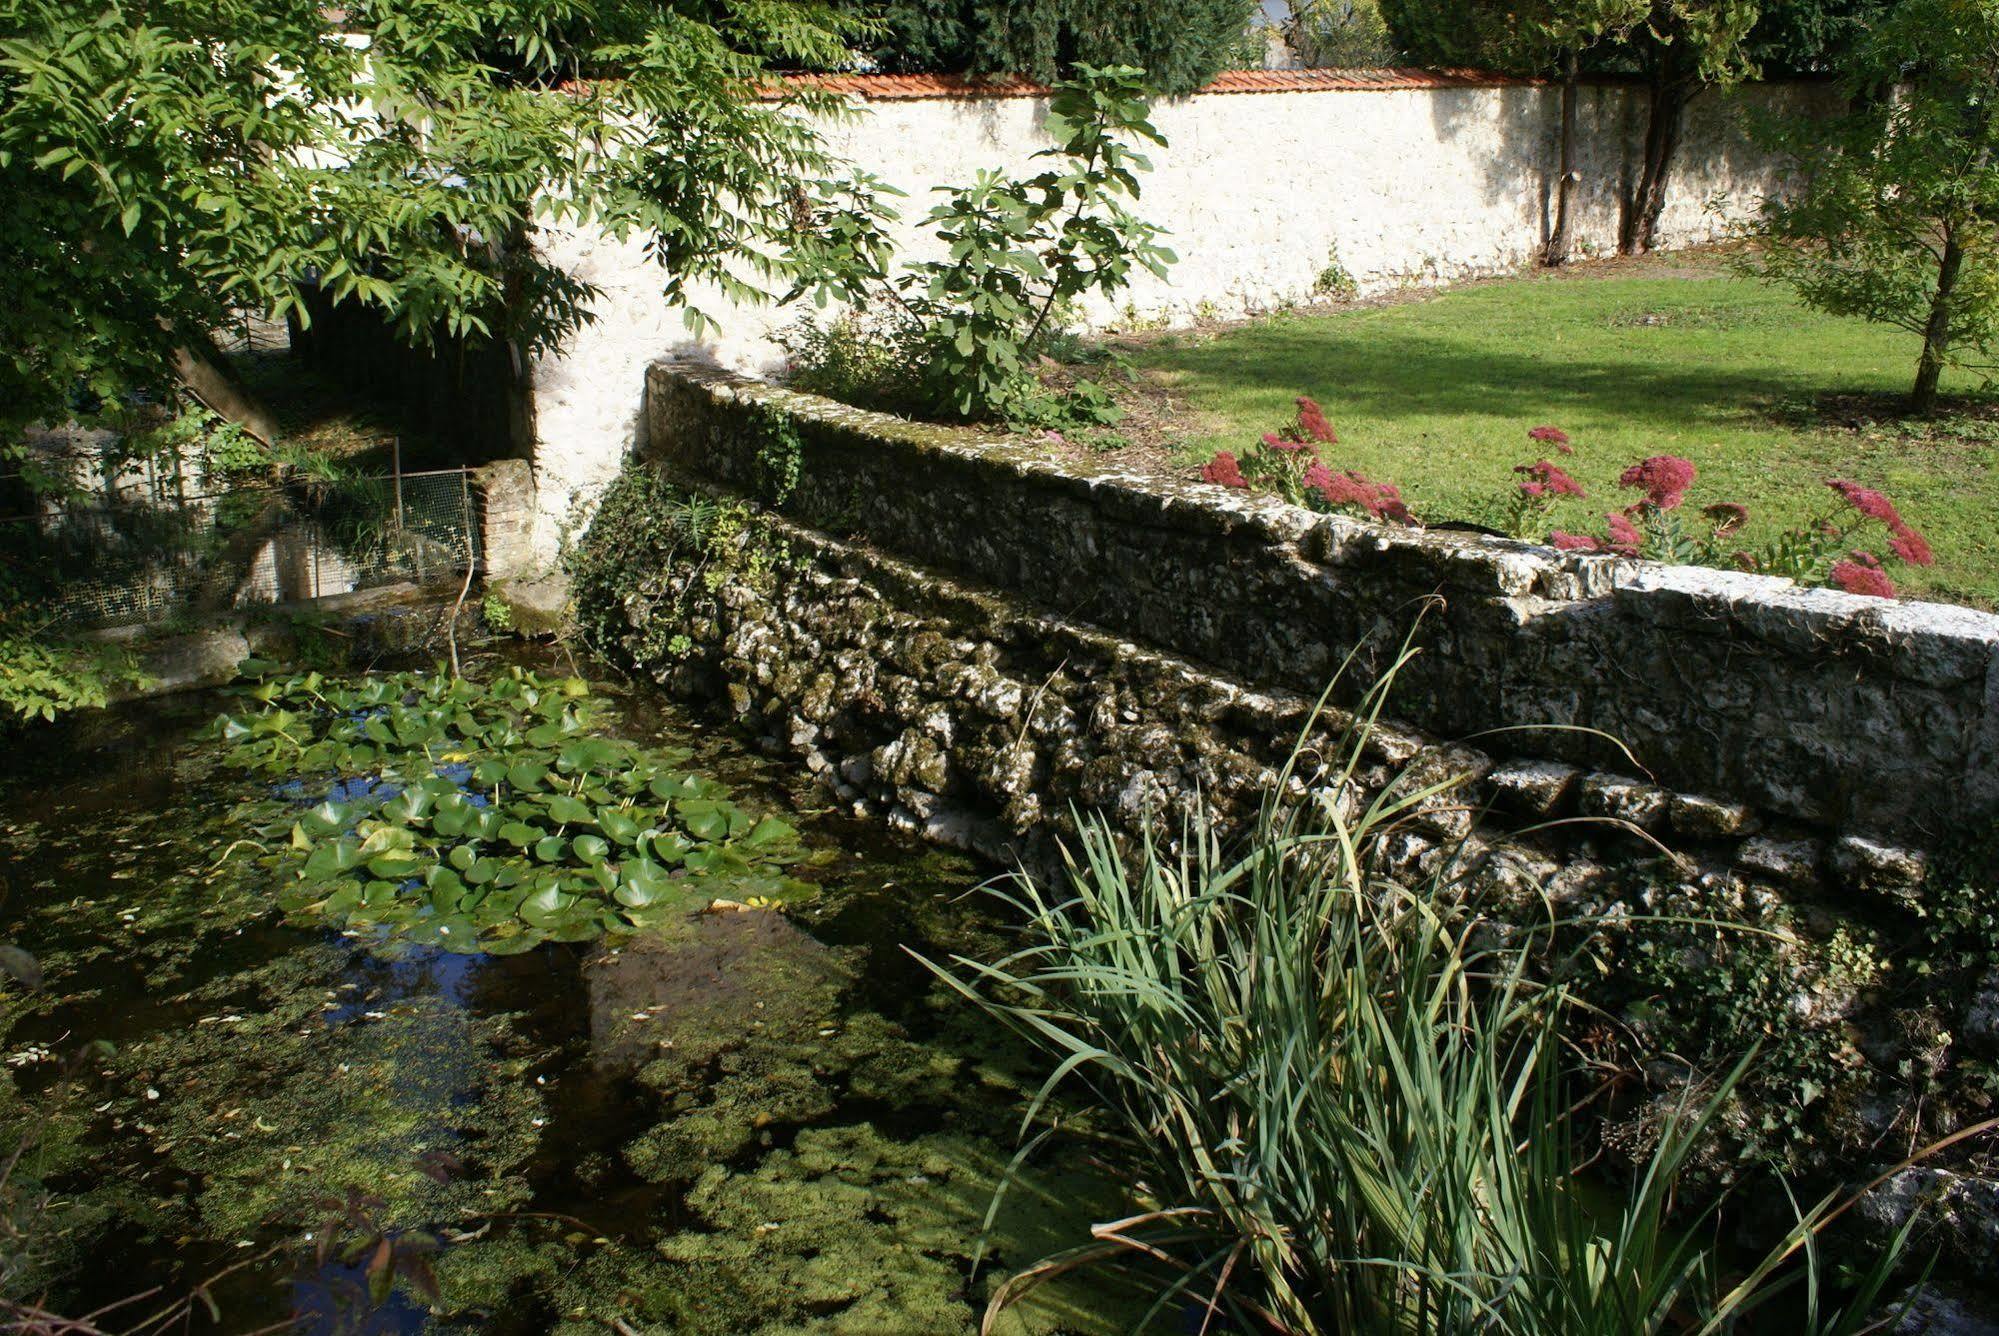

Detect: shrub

[1548,461,1936,599]
[784,65,1175,427]
[0,630,147,724]
[1199,396,1416,522]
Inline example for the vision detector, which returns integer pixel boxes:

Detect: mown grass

[1126,258,1999,607]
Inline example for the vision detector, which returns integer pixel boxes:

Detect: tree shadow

[1148,320,1840,436]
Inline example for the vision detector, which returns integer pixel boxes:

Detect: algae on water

[0,662,1142,1332]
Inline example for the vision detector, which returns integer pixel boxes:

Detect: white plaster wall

[526,80,1834,556]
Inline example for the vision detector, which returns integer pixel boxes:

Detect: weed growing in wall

[567,464,794,669]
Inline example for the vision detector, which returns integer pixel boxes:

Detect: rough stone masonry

[583,363,1999,1271]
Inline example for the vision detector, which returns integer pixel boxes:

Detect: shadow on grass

[1145,323,1841,436]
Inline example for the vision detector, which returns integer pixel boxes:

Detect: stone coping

[644,361,1999,846]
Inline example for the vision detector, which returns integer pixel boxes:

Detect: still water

[0,652,1136,1334]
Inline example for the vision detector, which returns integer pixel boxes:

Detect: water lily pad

[498,821,540,849]
[543,794,594,826]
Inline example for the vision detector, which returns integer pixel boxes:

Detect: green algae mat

[0,659,1144,1333]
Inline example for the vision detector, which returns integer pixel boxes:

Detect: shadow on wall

[290,286,533,467]
[1422,84,1557,229]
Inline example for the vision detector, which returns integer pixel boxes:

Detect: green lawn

[1126,262,1999,608]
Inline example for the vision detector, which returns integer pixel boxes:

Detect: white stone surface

[525,79,1835,556]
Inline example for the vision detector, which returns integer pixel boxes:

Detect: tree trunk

[1912,233,1967,416]
[170,330,281,445]
[1545,53,1581,267]
[1624,65,1690,256]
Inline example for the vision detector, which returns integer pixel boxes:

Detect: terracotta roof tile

[763,67,1535,102]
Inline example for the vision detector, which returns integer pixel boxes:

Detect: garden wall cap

[763,67,1537,103]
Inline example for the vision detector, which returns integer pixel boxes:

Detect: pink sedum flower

[1201,451,1248,489]
[1618,456,1696,510]
[1263,431,1311,454]
[1702,502,1749,537]
[1295,397,1337,444]
[1515,460,1586,499]
[1550,531,1602,552]
[1828,479,1905,529]
[1831,556,1897,598]
[1528,425,1574,455]
[1604,511,1644,556]
[1310,468,1416,525]
[1890,528,1936,567]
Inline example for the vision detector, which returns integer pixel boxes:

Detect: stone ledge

[643,362,1999,849]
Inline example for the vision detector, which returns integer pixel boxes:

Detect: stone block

[1829,835,1927,903]
[1486,759,1580,818]
[1668,792,1760,840]
[1576,772,1672,831]
[1735,835,1823,889]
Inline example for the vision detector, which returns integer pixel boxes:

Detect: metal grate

[0,468,479,629]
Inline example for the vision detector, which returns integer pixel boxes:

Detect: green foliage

[1922,816,1999,974]
[930,699,1915,1333]
[0,0,875,437]
[0,631,146,723]
[778,310,930,417]
[786,64,1174,425]
[1315,244,1360,300]
[1271,0,1402,67]
[829,0,1257,96]
[1615,878,1886,1163]
[566,463,793,666]
[1747,0,1887,76]
[479,593,515,635]
[212,666,812,952]
[1748,0,1999,411]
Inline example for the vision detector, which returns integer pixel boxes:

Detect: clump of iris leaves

[212,664,810,953]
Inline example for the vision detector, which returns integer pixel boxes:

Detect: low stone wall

[579,361,1999,1271]
[643,364,1999,896]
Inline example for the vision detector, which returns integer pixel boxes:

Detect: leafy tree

[1506,1,1649,265]
[1751,0,1999,414]
[1748,0,1886,76]
[0,0,873,461]
[1620,0,1761,254]
[1274,0,1402,67]
[830,0,1258,95]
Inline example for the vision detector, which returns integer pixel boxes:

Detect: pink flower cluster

[1295,396,1337,445]
[1196,396,1416,526]
[1831,551,1898,599]
[1201,451,1247,489]
[1306,463,1414,522]
[1618,456,1697,511]
[1515,459,1586,500]
[1528,425,1575,454]
[1814,479,1937,597]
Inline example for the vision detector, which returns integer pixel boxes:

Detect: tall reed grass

[929,674,1932,1335]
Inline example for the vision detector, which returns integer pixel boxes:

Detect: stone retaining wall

[641,363,1999,906]
[581,362,1999,1277]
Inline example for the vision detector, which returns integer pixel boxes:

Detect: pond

[0,649,1139,1334]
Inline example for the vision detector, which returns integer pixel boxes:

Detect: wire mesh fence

[1,468,480,629]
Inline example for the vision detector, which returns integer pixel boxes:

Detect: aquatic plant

[931,692,1933,1335]
[214,666,813,952]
